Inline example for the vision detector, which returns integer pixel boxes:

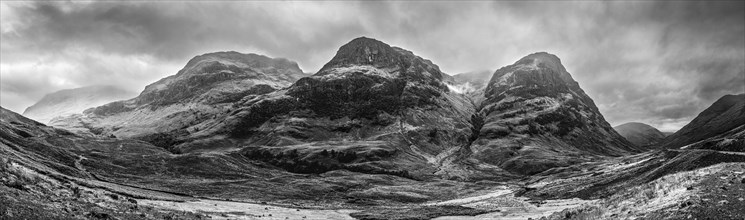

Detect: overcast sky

[1,1,743,131]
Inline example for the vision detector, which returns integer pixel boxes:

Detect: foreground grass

[540,163,745,220]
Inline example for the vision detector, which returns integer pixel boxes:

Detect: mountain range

[4,36,744,219]
[46,37,641,178]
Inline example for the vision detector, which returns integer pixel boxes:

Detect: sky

[1,1,743,132]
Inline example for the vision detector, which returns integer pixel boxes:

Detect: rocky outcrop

[614,122,666,147]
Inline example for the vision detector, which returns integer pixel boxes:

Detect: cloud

[1,1,743,132]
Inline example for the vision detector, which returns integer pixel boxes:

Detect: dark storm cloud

[1,1,743,131]
[2,2,365,62]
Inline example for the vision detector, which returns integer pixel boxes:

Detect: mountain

[204,37,480,179]
[22,85,135,124]
[91,51,304,113]
[661,94,745,151]
[5,37,745,220]
[49,39,639,179]
[51,51,307,139]
[48,37,480,179]
[467,52,640,175]
[613,122,666,147]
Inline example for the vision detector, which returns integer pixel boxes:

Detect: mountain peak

[317,37,398,72]
[348,36,387,46]
[180,51,301,76]
[518,52,564,71]
[513,52,574,84]
[120,51,306,108]
[486,52,578,95]
[316,37,444,81]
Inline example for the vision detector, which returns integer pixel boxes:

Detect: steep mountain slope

[1,106,473,208]
[613,122,666,147]
[51,51,307,139]
[467,52,640,175]
[197,37,482,179]
[661,94,745,151]
[22,85,135,124]
[49,37,484,180]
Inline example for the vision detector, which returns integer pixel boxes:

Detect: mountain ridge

[661,93,745,150]
[49,37,641,178]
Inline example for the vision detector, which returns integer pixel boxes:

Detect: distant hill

[613,122,665,147]
[22,85,135,124]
